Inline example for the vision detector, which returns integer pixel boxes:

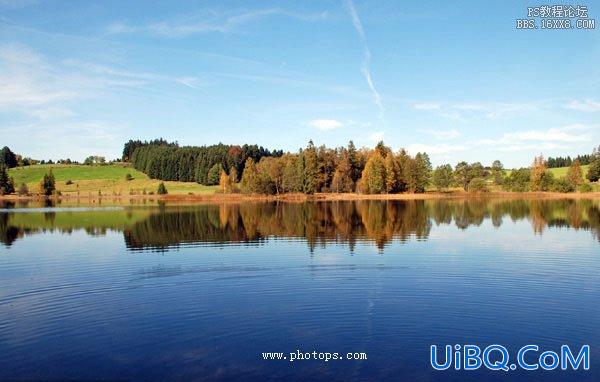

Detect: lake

[1,198,599,381]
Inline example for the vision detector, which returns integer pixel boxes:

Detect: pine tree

[301,141,319,194]
[0,165,15,195]
[157,182,168,195]
[39,170,56,196]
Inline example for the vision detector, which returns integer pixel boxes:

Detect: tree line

[124,139,283,185]
[547,154,591,168]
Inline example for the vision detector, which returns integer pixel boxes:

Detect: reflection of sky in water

[0,201,599,381]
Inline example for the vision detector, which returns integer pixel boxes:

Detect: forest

[121,140,600,195]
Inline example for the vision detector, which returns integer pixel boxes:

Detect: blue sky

[0,0,598,167]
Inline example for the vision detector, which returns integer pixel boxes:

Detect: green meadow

[8,164,217,196]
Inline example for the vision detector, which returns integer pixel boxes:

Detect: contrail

[344,0,385,124]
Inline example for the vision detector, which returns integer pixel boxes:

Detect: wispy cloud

[345,0,385,124]
[0,43,205,119]
[420,128,460,139]
[476,125,594,152]
[565,99,600,112]
[413,100,539,121]
[1,120,124,160]
[107,8,327,37]
[406,143,466,155]
[413,102,440,110]
[369,131,385,142]
[309,119,344,131]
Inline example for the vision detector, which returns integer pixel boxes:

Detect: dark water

[1,199,599,381]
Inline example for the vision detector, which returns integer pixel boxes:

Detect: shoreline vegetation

[1,140,599,204]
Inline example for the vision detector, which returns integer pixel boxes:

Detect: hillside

[8,164,217,196]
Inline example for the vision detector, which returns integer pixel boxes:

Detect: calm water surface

[1,199,599,381]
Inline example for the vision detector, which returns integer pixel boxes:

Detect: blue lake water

[0,199,599,381]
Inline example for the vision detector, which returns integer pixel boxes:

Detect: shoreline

[2,191,600,204]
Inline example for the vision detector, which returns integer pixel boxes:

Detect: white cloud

[420,128,460,139]
[413,102,440,110]
[501,127,590,143]
[309,119,344,131]
[369,131,385,142]
[406,143,466,155]
[29,107,76,120]
[107,9,327,37]
[412,101,538,121]
[476,125,594,153]
[1,121,124,161]
[565,99,600,112]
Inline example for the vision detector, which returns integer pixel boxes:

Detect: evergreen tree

[0,146,18,168]
[0,165,15,195]
[39,170,56,196]
[301,141,319,194]
[587,146,600,182]
[491,160,504,185]
[347,140,360,183]
[157,182,168,195]
[207,163,223,185]
[432,164,453,191]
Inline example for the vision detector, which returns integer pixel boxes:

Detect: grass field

[8,164,217,196]
[505,165,590,178]
[548,165,589,178]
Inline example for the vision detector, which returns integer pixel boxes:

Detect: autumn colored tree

[282,155,302,193]
[359,151,386,194]
[257,157,284,194]
[530,155,549,191]
[240,158,261,194]
[228,166,238,185]
[384,153,399,193]
[331,148,354,193]
[219,170,233,193]
[566,159,584,187]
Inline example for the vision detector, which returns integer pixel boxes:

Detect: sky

[0,0,599,167]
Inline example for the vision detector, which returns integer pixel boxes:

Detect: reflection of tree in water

[2,199,600,249]
[0,213,22,247]
[124,201,433,251]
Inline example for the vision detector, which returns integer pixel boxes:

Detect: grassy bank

[8,164,218,196]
